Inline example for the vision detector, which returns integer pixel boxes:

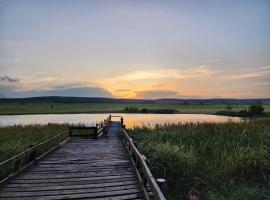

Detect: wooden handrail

[0,130,69,168]
[121,128,166,200]
[0,130,70,183]
[109,115,124,124]
[69,127,97,137]
[96,117,111,138]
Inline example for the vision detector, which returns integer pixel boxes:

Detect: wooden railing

[0,130,70,186]
[121,127,166,200]
[69,126,97,137]
[110,115,124,125]
[96,116,111,138]
[69,116,111,138]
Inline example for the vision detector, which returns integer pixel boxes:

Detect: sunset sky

[0,0,269,99]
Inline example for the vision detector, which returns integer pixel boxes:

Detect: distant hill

[0,96,269,105]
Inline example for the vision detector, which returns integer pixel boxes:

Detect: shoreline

[0,111,269,118]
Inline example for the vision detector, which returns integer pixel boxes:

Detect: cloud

[36,76,63,82]
[0,74,113,98]
[202,59,220,64]
[223,66,270,80]
[116,89,131,92]
[0,75,19,83]
[105,66,217,82]
[0,86,113,98]
[135,90,180,99]
[0,40,25,47]
[96,66,219,98]
[0,57,21,64]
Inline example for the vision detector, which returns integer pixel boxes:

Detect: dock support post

[157,178,168,196]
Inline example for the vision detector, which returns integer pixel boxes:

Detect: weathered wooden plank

[1,177,137,188]
[75,193,143,200]
[16,169,133,179]
[0,188,143,200]
[34,160,130,167]
[24,167,131,174]
[0,180,138,192]
[27,166,131,173]
[15,172,134,181]
[0,184,140,197]
[28,165,131,173]
[10,174,136,184]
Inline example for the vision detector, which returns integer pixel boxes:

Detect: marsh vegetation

[128,120,270,199]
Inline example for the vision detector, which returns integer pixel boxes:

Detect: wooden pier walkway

[0,118,166,200]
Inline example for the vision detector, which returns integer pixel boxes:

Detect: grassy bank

[0,102,270,115]
[128,120,270,200]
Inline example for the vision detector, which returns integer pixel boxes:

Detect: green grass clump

[128,120,270,200]
[0,124,69,162]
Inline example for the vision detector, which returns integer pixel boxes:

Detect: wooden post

[69,128,72,137]
[142,155,150,166]
[28,145,36,162]
[14,159,21,172]
[95,126,98,139]
[157,178,168,196]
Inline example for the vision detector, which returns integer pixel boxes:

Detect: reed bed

[128,119,270,200]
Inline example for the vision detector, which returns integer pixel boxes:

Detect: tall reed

[128,120,270,199]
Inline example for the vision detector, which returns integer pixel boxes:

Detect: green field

[128,119,270,200]
[0,102,270,115]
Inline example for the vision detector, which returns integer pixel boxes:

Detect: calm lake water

[0,113,242,128]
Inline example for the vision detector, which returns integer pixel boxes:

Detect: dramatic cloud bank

[0,75,113,98]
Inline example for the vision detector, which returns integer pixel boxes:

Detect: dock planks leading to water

[0,122,154,200]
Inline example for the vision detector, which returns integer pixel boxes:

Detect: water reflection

[0,113,242,128]
[121,114,242,128]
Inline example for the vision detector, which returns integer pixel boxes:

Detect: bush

[123,107,179,114]
[216,104,265,117]
[226,105,232,110]
[124,107,138,113]
[248,104,264,115]
[140,108,149,113]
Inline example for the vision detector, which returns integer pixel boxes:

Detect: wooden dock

[0,117,166,200]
